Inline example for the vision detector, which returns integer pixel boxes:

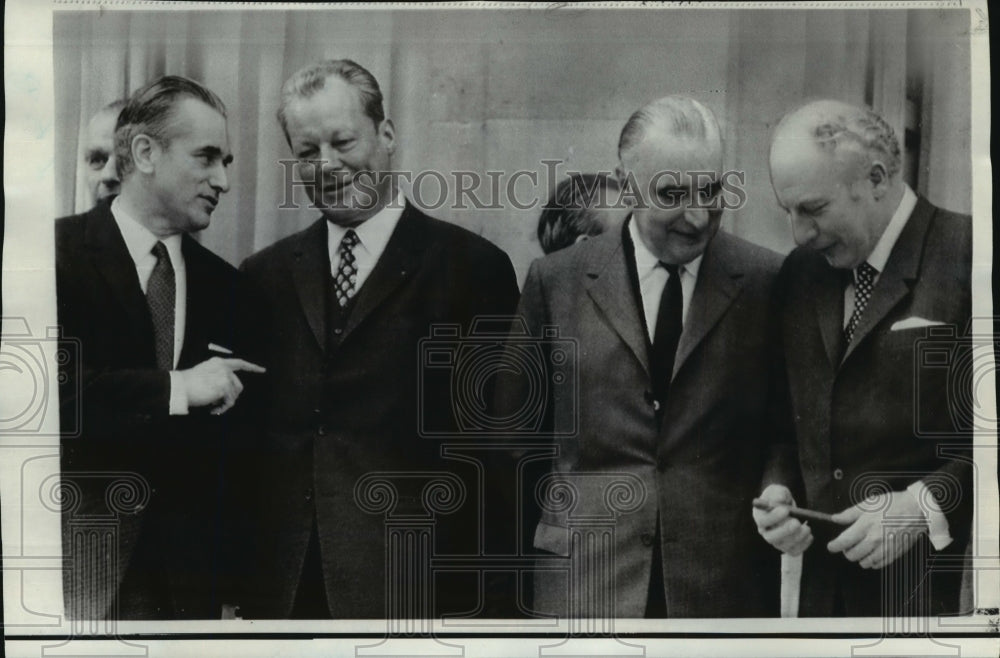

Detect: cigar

[752,498,846,525]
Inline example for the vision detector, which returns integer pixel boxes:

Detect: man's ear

[868,161,889,199]
[378,118,396,155]
[131,134,159,175]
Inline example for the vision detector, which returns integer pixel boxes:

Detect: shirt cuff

[906,480,953,550]
[168,371,189,416]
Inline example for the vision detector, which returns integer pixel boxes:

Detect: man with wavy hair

[754,99,972,616]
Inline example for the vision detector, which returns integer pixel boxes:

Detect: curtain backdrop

[54,7,973,284]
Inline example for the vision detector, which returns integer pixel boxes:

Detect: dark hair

[537,173,622,254]
[277,59,385,145]
[114,75,227,180]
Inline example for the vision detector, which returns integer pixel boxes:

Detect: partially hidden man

[754,100,973,617]
[498,96,791,618]
[57,76,264,620]
[240,59,520,619]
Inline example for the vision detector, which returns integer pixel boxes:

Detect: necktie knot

[661,262,680,278]
[854,262,878,287]
[151,240,170,264]
[340,230,359,253]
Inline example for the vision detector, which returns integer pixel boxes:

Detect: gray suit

[500,222,791,618]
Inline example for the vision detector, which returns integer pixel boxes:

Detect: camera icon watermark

[0,317,81,437]
[913,320,997,438]
[417,316,577,438]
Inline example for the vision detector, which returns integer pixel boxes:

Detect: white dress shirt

[628,217,702,340]
[111,197,189,415]
[326,191,406,287]
[840,184,951,549]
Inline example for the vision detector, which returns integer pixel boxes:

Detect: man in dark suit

[754,100,972,617]
[239,59,519,619]
[56,75,264,620]
[500,95,788,618]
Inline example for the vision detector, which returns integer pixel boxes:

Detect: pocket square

[207,342,234,355]
[890,317,945,331]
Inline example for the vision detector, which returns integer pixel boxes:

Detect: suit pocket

[533,521,570,556]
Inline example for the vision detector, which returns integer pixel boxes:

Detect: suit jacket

[501,224,789,618]
[773,196,973,617]
[239,203,519,618]
[56,199,261,620]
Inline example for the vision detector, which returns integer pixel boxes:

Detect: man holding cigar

[754,100,972,617]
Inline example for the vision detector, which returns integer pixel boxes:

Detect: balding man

[754,100,972,616]
[499,96,788,618]
[81,100,126,206]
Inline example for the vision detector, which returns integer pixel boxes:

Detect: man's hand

[178,357,266,415]
[753,483,813,556]
[827,491,928,569]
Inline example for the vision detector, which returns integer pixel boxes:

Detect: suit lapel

[812,261,846,369]
[83,203,156,355]
[289,219,330,353]
[841,197,931,364]
[177,236,212,368]
[672,232,744,380]
[340,204,425,342]
[585,231,650,377]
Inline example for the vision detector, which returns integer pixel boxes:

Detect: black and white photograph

[1,1,996,656]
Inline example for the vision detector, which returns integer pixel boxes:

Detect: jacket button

[833,468,844,481]
[313,408,321,415]
[317,425,327,436]
[640,533,655,547]
[305,488,313,502]
[333,328,343,336]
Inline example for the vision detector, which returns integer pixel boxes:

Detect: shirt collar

[110,196,183,264]
[327,191,406,255]
[865,184,917,274]
[627,215,704,278]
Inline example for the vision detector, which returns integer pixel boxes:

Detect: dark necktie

[333,229,360,307]
[651,263,683,400]
[147,241,175,370]
[844,262,878,345]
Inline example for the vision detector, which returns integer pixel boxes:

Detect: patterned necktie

[333,229,360,307]
[651,263,683,400]
[147,241,175,370]
[844,262,878,345]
